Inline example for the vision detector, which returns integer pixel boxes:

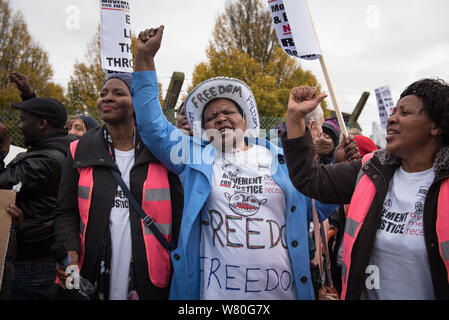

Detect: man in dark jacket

[0,96,74,300]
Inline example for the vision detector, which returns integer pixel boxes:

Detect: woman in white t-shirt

[132,26,339,300]
[54,73,183,300]
[283,79,449,299]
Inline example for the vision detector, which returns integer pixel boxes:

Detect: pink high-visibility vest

[341,152,449,299]
[70,140,172,288]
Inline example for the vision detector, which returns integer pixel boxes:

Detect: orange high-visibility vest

[70,140,173,288]
[341,152,449,299]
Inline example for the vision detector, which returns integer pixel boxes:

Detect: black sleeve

[282,129,362,204]
[0,153,55,191]
[53,150,81,254]
[21,91,37,101]
[328,205,342,227]
[0,149,5,170]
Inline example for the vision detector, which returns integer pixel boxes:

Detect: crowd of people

[0,25,448,301]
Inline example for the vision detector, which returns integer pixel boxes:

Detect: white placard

[375,86,395,128]
[100,0,133,73]
[4,145,26,166]
[268,0,321,60]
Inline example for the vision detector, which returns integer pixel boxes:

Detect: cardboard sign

[268,0,321,60]
[100,0,133,73]
[0,190,16,289]
[375,86,395,128]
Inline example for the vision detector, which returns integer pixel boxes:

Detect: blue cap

[103,72,132,93]
[79,115,99,131]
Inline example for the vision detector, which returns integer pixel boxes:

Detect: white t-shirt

[361,166,436,300]
[200,145,298,300]
[109,149,134,300]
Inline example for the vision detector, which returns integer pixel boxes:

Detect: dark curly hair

[400,78,449,146]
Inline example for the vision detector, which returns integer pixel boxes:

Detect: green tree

[0,0,65,146]
[190,0,328,118]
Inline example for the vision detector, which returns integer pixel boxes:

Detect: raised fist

[288,86,327,120]
[136,25,164,59]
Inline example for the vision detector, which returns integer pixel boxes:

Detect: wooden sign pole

[304,0,348,137]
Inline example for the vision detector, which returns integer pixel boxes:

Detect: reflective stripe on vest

[340,153,375,299]
[70,140,93,269]
[141,163,172,288]
[70,141,172,288]
[436,179,449,280]
[341,152,449,299]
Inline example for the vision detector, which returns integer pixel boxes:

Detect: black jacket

[283,130,449,300]
[53,127,184,300]
[0,130,74,259]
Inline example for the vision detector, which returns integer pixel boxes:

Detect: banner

[268,0,321,60]
[100,0,133,73]
[0,190,16,289]
[375,86,395,128]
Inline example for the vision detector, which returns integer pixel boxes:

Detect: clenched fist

[135,25,165,72]
[286,86,327,139]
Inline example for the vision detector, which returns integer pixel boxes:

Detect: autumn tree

[0,0,65,146]
[190,0,327,118]
[65,29,105,121]
[213,0,278,66]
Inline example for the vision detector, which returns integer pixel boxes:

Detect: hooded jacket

[282,129,449,299]
[0,131,74,259]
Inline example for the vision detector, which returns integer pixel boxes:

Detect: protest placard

[268,0,347,136]
[268,0,321,60]
[100,0,133,73]
[0,190,16,289]
[375,86,395,128]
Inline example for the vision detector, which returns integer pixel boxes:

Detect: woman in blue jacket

[132,26,337,300]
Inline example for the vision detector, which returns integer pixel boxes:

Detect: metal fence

[1,108,284,149]
[1,108,25,147]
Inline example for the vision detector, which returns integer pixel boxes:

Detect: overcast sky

[8,0,449,136]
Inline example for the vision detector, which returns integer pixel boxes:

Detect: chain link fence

[1,108,25,147]
[1,108,284,149]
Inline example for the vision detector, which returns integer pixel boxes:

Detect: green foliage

[190,0,328,118]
